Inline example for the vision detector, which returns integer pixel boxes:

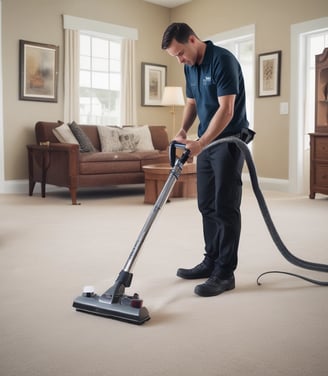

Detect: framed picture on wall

[19,40,59,102]
[141,62,167,106]
[258,50,281,97]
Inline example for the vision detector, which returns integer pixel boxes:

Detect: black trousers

[197,142,244,279]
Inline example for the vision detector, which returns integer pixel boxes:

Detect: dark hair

[161,23,197,50]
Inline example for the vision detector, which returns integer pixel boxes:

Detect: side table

[142,163,197,204]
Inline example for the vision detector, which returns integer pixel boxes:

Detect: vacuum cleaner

[73,134,328,325]
[72,142,191,324]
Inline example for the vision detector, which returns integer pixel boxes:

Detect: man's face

[165,36,198,66]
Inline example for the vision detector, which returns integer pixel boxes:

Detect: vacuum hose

[204,136,328,286]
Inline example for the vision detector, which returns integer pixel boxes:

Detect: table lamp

[161,86,185,136]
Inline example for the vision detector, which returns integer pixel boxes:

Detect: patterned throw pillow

[68,121,97,153]
[97,125,155,153]
[120,125,154,151]
[119,133,138,152]
[97,126,122,152]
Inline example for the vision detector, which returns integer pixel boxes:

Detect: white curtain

[64,29,80,124]
[120,39,137,125]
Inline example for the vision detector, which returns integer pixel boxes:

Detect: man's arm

[174,98,197,142]
[186,94,235,156]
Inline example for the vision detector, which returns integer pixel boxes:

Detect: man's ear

[189,35,196,44]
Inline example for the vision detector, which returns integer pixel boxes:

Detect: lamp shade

[161,86,185,106]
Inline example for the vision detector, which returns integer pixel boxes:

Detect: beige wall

[172,0,328,179]
[1,0,172,180]
[1,0,328,183]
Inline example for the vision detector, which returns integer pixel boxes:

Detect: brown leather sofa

[27,121,170,204]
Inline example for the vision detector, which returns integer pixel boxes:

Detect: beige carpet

[0,185,327,376]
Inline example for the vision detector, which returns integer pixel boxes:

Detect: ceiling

[144,0,192,8]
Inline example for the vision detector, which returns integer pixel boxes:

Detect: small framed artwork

[19,40,59,102]
[141,62,167,106]
[258,50,281,97]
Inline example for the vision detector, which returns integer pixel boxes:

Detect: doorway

[290,17,328,194]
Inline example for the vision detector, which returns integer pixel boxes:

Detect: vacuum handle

[169,141,190,167]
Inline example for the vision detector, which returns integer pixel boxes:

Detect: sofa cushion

[80,152,141,174]
[79,150,168,174]
[80,160,142,174]
[68,121,97,153]
[79,151,147,163]
[52,123,79,144]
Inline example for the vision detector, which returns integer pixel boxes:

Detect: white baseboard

[242,173,290,193]
[1,179,28,194]
[1,176,291,195]
[0,179,63,195]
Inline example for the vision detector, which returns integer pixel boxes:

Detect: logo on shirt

[202,76,211,85]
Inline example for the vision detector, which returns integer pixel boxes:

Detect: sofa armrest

[48,144,80,188]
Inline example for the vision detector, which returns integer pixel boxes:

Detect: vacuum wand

[72,142,190,324]
[123,142,189,273]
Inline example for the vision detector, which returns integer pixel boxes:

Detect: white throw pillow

[120,125,154,151]
[97,126,122,152]
[52,123,79,144]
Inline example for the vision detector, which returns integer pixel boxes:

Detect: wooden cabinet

[309,133,328,198]
[309,47,328,199]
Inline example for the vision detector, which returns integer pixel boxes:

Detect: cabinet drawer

[314,164,328,186]
[315,138,328,159]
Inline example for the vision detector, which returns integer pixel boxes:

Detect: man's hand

[174,128,187,143]
[185,139,203,158]
[174,128,204,160]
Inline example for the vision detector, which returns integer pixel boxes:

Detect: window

[79,33,121,125]
[212,27,255,132]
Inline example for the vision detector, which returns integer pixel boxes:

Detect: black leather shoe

[177,262,213,280]
[194,275,235,297]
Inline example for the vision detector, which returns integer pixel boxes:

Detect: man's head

[161,23,205,66]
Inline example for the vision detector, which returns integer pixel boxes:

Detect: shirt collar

[200,40,213,65]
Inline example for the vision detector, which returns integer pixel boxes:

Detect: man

[161,23,251,297]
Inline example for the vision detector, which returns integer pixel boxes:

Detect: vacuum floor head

[73,287,150,325]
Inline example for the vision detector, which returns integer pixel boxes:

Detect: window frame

[209,25,255,133]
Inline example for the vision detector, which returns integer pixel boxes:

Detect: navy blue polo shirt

[185,41,249,138]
